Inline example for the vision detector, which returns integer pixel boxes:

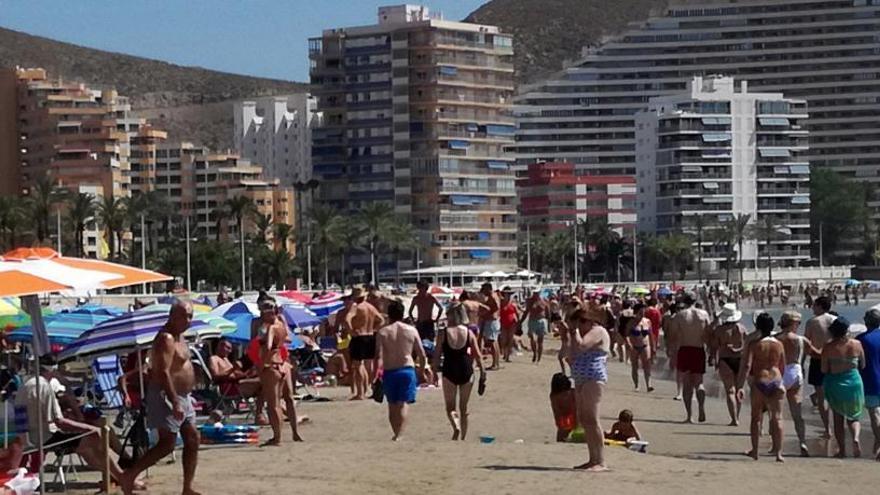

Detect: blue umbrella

[657,287,674,297]
[280,304,321,329]
[61,304,124,317]
[7,311,116,345]
[845,279,861,287]
[58,311,221,361]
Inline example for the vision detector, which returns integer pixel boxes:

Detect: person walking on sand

[856,307,880,461]
[408,280,443,342]
[625,302,654,392]
[498,289,521,363]
[459,291,489,336]
[822,317,866,458]
[432,302,485,440]
[568,302,611,472]
[738,312,786,462]
[375,300,427,441]
[520,291,550,363]
[119,301,201,495]
[667,293,711,423]
[710,303,746,426]
[805,296,835,438]
[344,287,385,400]
[479,283,502,370]
[777,310,818,457]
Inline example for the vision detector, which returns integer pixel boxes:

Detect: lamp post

[526,223,532,273]
[140,214,147,294]
[572,220,578,286]
[185,215,192,292]
[239,221,246,291]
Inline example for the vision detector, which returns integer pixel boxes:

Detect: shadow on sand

[481,465,575,472]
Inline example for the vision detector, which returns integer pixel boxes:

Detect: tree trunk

[324,254,329,289]
[767,239,773,284]
[341,254,346,288]
[737,239,744,282]
[696,228,703,282]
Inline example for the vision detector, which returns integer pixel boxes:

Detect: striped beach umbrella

[60,304,124,317]
[0,297,55,329]
[307,293,344,318]
[7,311,115,345]
[136,303,236,335]
[58,311,222,361]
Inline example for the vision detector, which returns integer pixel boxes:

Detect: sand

[68,338,879,494]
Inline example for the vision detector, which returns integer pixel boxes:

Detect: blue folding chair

[91,355,124,411]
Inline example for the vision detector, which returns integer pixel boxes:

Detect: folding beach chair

[292,347,327,399]
[90,355,124,411]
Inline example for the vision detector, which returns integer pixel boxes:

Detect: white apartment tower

[234,94,318,186]
[635,76,810,269]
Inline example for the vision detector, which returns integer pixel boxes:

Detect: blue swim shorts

[383,366,417,404]
[482,319,501,341]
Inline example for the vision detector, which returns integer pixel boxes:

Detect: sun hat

[717,303,742,324]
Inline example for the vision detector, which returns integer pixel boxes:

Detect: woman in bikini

[777,310,820,457]
[737,312,785,462]
[432,303,485,441]
[568,301,611,472]
[821,316,866,458]
[257,298,303,446]
[712,303,746,426]
[625,303,653,392]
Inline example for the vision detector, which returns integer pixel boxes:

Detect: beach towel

[823,368,865,421]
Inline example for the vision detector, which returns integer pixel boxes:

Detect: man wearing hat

[711,303,746,426]
[344,286,385,400]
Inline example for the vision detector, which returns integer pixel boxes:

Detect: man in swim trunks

[738,312,786,462]
[120,301,201,495]
[478,283,502,370]
[344,287,385,400]
[856,307,880,460]
[667,293,711,423]
[375,300,427,441]
[805,295,835,438]
[408,280,443,341]
[778,310,818,457]
[520,292,549,363]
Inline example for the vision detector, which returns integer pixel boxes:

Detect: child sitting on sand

[605,409,641,442]
[549,372,577,442]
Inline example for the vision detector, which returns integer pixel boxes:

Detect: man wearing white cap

[711,303,746,426]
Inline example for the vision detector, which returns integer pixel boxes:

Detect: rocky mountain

[0,26,306,149]
[465,0,671,84]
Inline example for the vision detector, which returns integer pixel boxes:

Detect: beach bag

[371,379,384,403]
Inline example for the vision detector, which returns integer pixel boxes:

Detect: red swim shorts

[676,346,706,374]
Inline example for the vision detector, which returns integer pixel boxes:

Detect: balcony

[439,221,517,231]
[437,203,517,213]
[439,184,515,195]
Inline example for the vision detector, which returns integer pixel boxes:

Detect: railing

[439,222,518,230]
[437,203,517,213]
[439,185,515,194]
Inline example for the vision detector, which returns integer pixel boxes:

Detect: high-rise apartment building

[518,161,636,235]
[513,0,880,259]
[233,94,318,186]
[635,76,811,268]
[309,5,517,273]
[131,142,295,249]
[0,68,141,199]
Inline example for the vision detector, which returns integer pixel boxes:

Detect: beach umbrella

[0,297,56,329]
[276,290,313,304]
[477,271,494,278]
[58,311,221,361]
[308,293,344,318]
[7,311,115,345]
[490,271,509,278]
[135,303,236,335]
[657,287,673,297]
[845,279,861,287]
[0,247,172,491]
[631,287,650,295]
[280,304,321,329]
[60,304,123,317]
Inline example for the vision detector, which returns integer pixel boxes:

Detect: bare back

[377,321,423,370]
[462,300,485,326]
[670,307,710,348]
[349,301,383,337]
[412,294,438,322]
[805,313,834,348]
[748,337,785,383]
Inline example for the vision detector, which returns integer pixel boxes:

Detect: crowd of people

[9,278,880,493]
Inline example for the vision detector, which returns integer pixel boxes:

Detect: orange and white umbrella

[0,247,171,298]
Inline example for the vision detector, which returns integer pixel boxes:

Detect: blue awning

[477,232,490,240]
[466,123,479,132]
[760,148,791,157]
[791,196,811,205]
[439,66,458,76]
[450,195,488,206]
[701,117,731,125]
[448,140,470,150]
[702,132,731,142]
[486,124,516,136]
[789,165,810,174]
[760,117,790,126]
[470,249,491,259]
[487,161,509,170]
[773,166,790,174]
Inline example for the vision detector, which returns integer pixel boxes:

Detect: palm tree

[96,196,128,260]
[307,205,343,288]
[26,175,67,244]
[660,234,694,281]
[0,196,28,250]
[337,217,366,287]
[730,213,752,282]
[387,222,419,286]
[127,191,173,257]
[272,222,294,252]
[684,214,710,282]
[67,192,96,257]
[357,202,396,284]
[224,196,257,240]
[253,212,273,245]
[750,216,790,283]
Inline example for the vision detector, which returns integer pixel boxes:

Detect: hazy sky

[0,0,487,82]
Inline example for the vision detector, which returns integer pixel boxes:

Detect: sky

[0,0,487,82]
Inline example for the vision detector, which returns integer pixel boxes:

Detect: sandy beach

[116,335,879,495]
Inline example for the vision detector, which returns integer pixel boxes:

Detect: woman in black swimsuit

[433,302,485,440]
